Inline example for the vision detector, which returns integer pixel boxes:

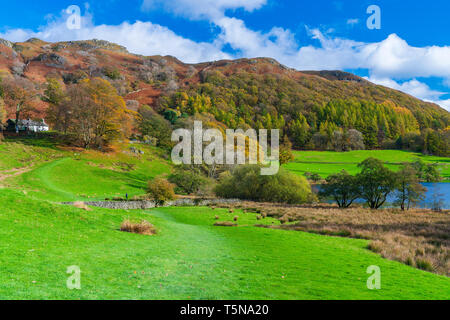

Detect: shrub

[147,178,176,205]
[120,220,156,236]
[102,66,121,80]
[280,216,288,224]
[169,168,206,194]
[214,165,312,204]
[416,258,434,272]
[304,172,321,182]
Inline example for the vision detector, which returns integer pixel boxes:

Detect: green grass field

[285,150,450,180]
[0,189,448,300]
[1,138,449,299]
[1,137,170,201]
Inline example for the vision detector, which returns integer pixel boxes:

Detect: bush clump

[169,167,206,194]
[120,220,156,235]
[214,165,312,204]
[147,178,176,205]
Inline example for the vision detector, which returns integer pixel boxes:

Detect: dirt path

[0,166,34,183]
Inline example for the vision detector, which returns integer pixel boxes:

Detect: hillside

[0,38,447,122]
[0,38,448,154]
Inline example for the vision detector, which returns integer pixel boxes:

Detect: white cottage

[7,119,49,132]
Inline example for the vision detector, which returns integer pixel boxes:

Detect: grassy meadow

[0,136,449,299]
[285,150,450,181]
[0,189,448,300]
[0,137,170,201]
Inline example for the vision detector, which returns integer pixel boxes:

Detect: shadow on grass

[4,132,64,150]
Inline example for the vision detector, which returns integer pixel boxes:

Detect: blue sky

[0,0,449,110]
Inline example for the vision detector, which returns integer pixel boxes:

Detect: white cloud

[367,77,450,111]
[364,34,450,79]
[0,13,229,63]
[141,0,267,21]
[435,99,450,111]
[293,31,450,81]
[215,17,298,59]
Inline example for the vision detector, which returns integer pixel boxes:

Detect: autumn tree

[43,78,68,132]
[147,178,176,205]
[0,77,37,132]
[332,129,365,152]
[279,135,294,165]
[347,129,365,150]
[67,78,132,148]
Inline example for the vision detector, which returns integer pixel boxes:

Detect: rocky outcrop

[55,39,128,53]
[33,53,67,68]
[0,38,13,48]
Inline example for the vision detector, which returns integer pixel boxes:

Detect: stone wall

[62,198,240,210]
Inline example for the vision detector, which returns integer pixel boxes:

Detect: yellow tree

[69,78,133,148]
[43,78,68,132]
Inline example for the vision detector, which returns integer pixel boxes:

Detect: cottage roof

[8,119,48,127]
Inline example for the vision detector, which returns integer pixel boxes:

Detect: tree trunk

[15,108,20,133]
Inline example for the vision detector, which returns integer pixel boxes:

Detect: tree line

[159,71,449,156]
[319,158,441,210]
[0,70,448,157]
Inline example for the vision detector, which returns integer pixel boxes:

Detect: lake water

[414,183,450,209]
[314,183,450,210]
